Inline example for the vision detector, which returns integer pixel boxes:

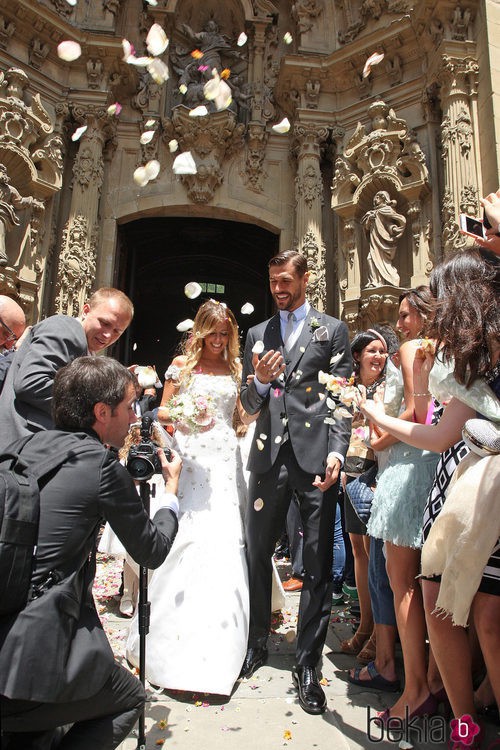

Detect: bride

[126,299,254,695]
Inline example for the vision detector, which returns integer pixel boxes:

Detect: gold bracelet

[413,391,430,397]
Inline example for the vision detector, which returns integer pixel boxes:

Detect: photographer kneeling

[0,356,182,750]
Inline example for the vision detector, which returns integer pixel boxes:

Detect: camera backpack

[0,436,71,617]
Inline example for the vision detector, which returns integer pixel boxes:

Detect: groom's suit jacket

[241,306,353,475]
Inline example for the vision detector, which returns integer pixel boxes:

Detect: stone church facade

[0,0,498,346]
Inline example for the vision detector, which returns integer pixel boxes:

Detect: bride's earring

[223,346,228,360]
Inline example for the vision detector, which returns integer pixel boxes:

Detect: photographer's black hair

[52,356,137,430]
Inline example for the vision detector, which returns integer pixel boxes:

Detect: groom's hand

[253,349,285,385]
[312,455,341,492]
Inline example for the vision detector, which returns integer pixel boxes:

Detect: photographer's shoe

[239,647,268,679]
[292,666,327,714]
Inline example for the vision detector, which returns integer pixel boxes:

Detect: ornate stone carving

[0,16,15,50]
[242,122,268,193]
[305,79,321,109]
[295,163,323,209]
[459,184,478,216]
[291,0,323,35]
[29,38,50,70]
[300,229,326,310]
[49,0,74,17]
[104,0,122,16]
[55,215,97,317]
[362,190,405,287]
[359,289,400,329]
[162,107,245,203]
[441,187,466,254]
[0,164,43,266]
[252,0,279,17]
[450,5,472,41]
[86,59,104,90]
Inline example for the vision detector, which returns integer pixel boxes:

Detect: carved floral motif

[55,215,97,316]
[300,229,326,309]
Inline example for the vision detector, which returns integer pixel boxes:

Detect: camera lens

[127,456,155,481]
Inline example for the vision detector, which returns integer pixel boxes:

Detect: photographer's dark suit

[241,307,352,667]
[0,316,88,451]
[0,429,178,749]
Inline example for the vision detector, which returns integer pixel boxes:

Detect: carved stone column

[55,108,107,316]
[439,55,481,253]
[293,122,328,310]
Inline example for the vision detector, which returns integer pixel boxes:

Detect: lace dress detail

[126,374,249,695]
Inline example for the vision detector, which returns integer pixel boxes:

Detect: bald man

[0,296,26,393]
[0,288,133,450]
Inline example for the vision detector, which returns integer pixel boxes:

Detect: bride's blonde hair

[180,299,241,384]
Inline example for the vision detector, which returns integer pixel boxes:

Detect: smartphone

[459,214,485,239]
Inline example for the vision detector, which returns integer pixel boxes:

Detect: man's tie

[283,311,296,352]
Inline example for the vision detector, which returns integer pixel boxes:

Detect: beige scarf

[421,452,500,627]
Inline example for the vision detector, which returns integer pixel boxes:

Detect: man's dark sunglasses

[0,316,18,343]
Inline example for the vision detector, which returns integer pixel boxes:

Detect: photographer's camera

[126,415,171,481]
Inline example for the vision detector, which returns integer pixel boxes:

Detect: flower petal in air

[122,39,135,62]
[146,23,169,56]
[168,139,179,153]
[140,130,155,145]
[362,51,384,78]
[237,32,247,46]
[184,282,202,299]
[57,41,82,61]
[133,166,149,187]
[71,125,87,142]
[179,83,188,95]
[272,117,290,134]
[254,498,264,511]
[147,58,169,84]
[203,69,221,100]
[191,49,204,60]
[176,319,194,332]
[252,340,265,354]
[65,0,77,6]
[145,118,155,127]
[107,102,122,116]
[145,0,158,5]
[214,81,232,111]
[144,159,160,180]
[283,32,293,44]
[189,105,209,117]
[241,302,254,315]
[172,151,197,175]
[129,56,153,67]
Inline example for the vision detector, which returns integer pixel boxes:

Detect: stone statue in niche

[362,190,406,287]
[0,164,43,266]
[171,18,247,119]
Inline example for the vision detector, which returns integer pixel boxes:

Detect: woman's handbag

[345,463,378,525]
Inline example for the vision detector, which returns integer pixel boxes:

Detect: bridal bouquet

[166,392,216,433]
[318,371,358,421]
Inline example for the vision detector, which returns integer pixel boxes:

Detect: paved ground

[94,554,500,750]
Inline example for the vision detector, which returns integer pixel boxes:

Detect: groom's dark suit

[241,305,352,667]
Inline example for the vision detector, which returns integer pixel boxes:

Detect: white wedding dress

[126,374,249,695]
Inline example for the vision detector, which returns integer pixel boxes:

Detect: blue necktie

[283,312,296,352]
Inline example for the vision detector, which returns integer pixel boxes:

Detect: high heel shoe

[340,630,371,656]
[377,693,439,727]
[431,686,452,719]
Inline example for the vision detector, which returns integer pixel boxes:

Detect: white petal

[132,342,138,351]
[335,407,353,419]
[57,41,82,61]
[168,139,179,153]
[133,166,149,187]
[139,130,155,145]
[172,151,197,175]
[71,125,87,142]
[330,352,343,365]
[145,118,155,127]
[272,117,290,134]
[65,0,77,6]
[184,282,202,299]
[146,23,169,56]
[362,51,385,78]
[214,80,232,111]
[326,397,337,410]
[107,102,122,116]
[259,433,267,440]
[241,302,254,315]
[237,32,248,46]
[129,56,153,67]
[189,105,209,117]
[252,340,265,354]
[203,69,221,101]
[135,366,158,388]
[145,0,158,5]
[144,159,160,180]
[176,319,194,332]
[274,435,282,444]
[256,440,264,451]
[179,83,188,95]
[121,39,134,62]
[147,58,169,83]
[254,498,264,510]
[283,32,293,44]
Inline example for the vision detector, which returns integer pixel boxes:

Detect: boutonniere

[310,317,320,329]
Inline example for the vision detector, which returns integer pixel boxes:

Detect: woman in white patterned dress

[126,300,253,695]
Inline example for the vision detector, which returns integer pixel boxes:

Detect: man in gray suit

[239,251,352,714]
[0,356,181,750]
[0,287,133,450]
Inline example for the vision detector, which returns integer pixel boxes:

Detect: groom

[240,251,352,714]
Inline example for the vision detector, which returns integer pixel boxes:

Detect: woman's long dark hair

[428,248,500,386]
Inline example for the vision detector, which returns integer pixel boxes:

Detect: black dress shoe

[292,666,327,714]
[239,646,268,679]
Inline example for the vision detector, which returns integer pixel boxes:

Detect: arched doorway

[116,216,279,377]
